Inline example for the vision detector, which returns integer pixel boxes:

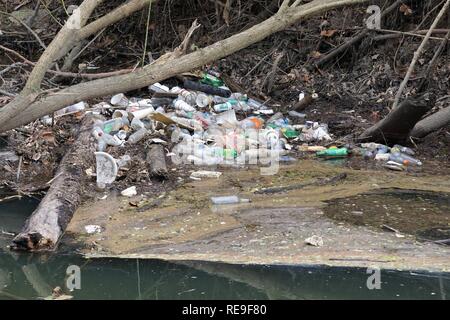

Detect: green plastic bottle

[316,147,348,158]
[281,128,299,139]
[201,73,223,87]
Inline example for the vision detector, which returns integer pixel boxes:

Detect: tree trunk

[410,105,450,138]
[358,96,432,144]
[11,116,96,251]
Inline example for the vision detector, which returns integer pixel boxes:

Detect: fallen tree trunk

[358,96,432,144]
[410,106,450,139]
[11,116,96,251]
[0,0,369,133]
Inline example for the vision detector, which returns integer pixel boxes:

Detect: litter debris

[95,152,118,189]
[121,186,137,197]
[210,195,250,205]
[304,235,323,247]
[84,225,102,234]
[190,170,222,179]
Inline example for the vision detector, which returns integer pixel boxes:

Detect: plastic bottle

[92,127,123,151]
[149,83,169,93]
[392,144,415,155]
[288,110,307,119]
[175,109,194,119]
[183,80,231,97]
[247,98,264,110]
[214,101,235,112]
[170,86,197,105]
[240,117,264,129]
[201,73,223,87]
[103,117,129,134]
[389,152,422,166]
[268,118,289,129]
[316,147,348,157]
[196,93,212,108]
[55,101,86,117]
[267,112,284,124]
[210,195,250,205]
[127,128,147,144]
[174,99,196,112]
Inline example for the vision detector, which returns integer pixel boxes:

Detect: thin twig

[392,0,450,109]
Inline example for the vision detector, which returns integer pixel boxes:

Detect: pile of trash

[41,69,423,190]
[47,70,333,188]
[312,143,422,171]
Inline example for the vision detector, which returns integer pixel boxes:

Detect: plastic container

[170,86,197,105]
[240,117,264,129]
[389,152,422,166]
[183,80,231,97]
[210,195,250,205]
[214,102,234,112]
[247,98,264,110]
[392,144,415,156]
[196,93,213,108]
[110,93,129,106]
[55,101,86,117]
[201,73,223,87]
[95,152,118,189]
[127,128,147,144]
[92,127,123,151]
[175,109,194,119]
[316,147,348,158]
[174,99,196,112]
[102,117,129,134]
[149,83,170,93]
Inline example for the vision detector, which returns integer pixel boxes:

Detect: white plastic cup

[111,93,129,106]
[130,107,155,120]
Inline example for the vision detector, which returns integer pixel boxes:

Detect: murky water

[0,191,449,300]
[324,189,450,242]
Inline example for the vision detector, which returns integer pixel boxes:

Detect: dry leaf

[320,29,337,37]
[399,4,412,16]
[310,51,322,59]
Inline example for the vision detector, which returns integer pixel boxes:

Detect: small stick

[392,0,450,109]
[16,156,22,182]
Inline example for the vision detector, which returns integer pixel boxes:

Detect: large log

[11,116,96,251]
[410,106,450,139]
[358,96,432,144]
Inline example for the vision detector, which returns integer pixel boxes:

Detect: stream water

[0,192,449,300]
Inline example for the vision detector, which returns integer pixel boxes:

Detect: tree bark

[358,96,432,144]
[410,106,450,139]
[11,116,96,251]
[0,0,369,133]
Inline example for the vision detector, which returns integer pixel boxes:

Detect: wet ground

[64,160,450,272]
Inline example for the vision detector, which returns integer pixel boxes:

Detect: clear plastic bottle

[170,86,197,105]
[389,152,422,166]
[210,195,250,205]
[102,117,129,134]
[240,117,264,129]
[127,128,147,144]
[174,99,196,112]
[214,101,235,112]
[92,127,123,151]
